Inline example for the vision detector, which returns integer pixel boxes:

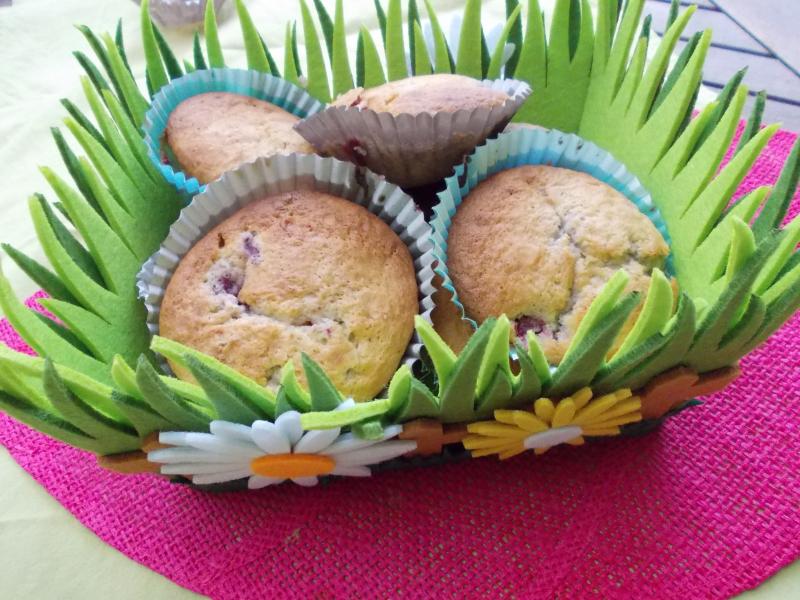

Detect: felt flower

[148,403,416,488]
[462,387,642,460]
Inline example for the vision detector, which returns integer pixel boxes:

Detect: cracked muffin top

[331,74,509,116]
[165,92,314,184]
[159,190,419,401]
[445,165,670,364]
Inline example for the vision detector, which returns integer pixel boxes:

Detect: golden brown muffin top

[332,74,510,116]
[159,190,419,401]
[446,165,669,364]
[165,92,314,184]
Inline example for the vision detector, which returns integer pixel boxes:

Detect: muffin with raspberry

[159,190,419,400]
[165,92,314,184]
[444,165,670,363]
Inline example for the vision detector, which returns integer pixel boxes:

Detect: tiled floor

[648,0,800,130]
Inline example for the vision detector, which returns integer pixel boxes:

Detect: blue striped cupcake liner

[143,68,326,197]
[430,126,674,331]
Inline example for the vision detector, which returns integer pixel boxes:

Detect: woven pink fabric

[1,128,799,599]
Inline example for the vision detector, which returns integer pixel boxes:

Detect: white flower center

[523,426,582,450]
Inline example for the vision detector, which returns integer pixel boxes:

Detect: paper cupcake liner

[137,153,437,375]
[294,79,531,189]
[430,127,674,331]
[143,68,327,196]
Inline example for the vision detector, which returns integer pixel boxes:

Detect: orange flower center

[250,453,336,478]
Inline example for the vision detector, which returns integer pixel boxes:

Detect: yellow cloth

[0,0,795,597]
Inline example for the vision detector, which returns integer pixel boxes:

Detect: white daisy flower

[147,402,417,489]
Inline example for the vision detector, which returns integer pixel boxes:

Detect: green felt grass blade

[685,234,780,370]
[135,357,213,430]
[101,33,149,128]
[39,298,120,362]
[111,354,143,400]
[475,368,515,418]
[760,255,800,308]
[615,268,673,357]
[476,315,513,398]
[152,24,183,80]
[331,0,354,96]
[749,272,800,350]
[293,21,304,75]
[51,127,103,216]
[650,31,701,115]
[592,328,671,393]
[373,0,387,44]
[611,34,649,117]
[274,388,292,417]
[487,4,521,79]
[0,389,100,452]
[412,21,432,76]
[525,331,551,388]
[114,19,133,76]
[385,0,407,81]
[691,295,766,372]
[359,27,387,87]
[424,0,455,73]
[300,0,331,102]
[504,0,523,76]
[691,69,747,155]
[397,378,441,421]
[1,244,76,303]
[300,399,391,430]
[562,270,629,363]
[31,194,104,288]
[73,51,112,98]
[43,360,138,451]
[724,217,756,284]
[407,0,420,75]
[312,0,335,59]
[184,57,195,72]
[511,342,541,404]
[356,28,366,86]
[456,0,483,78]
[145,71,154,99]
[546,293,640,398]
[184,355,263,423]
[80,79,159,200]
[59,98,109,152]
[414,315,456,391]
[754,217,800,296]
[352,419,385,440]
[40,167,139,296]
[111,390,174,437]
[301,353,342,412]
[752,138,800,239]
[75,25,131,122]
[259,35,281,76]
[386,364,412,418]
[0,269,110,384]
[734,91,766,155]
[192,32,207,70]
[437,319,493,423]
[480,27,491,77]
[235,0,270,73]
[34,313,91,355]
[150,336,275,417]
[280,361,312,411]
[284,23,301,84]
[140,0,170,94]
[204,0,225,68]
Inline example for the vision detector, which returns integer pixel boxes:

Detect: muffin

[331,74,510,115]
[159,190,419,400]
[295,75,530,188]
[445,165,670,364]
[165,92,314,184]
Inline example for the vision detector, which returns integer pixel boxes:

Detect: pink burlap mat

[1,127,799,599]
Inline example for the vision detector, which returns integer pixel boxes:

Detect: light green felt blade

[300,0,331,102]
[301,353,343,411]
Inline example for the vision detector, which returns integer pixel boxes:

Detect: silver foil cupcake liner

[137,153,437,373]
[294,78,531,189]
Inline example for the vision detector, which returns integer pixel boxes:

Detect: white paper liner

[294,78,531,188]
[137,153,437,373]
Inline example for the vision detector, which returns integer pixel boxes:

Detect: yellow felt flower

[463,388,642,460]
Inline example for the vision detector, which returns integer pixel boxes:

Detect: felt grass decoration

[0,0,799,462]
